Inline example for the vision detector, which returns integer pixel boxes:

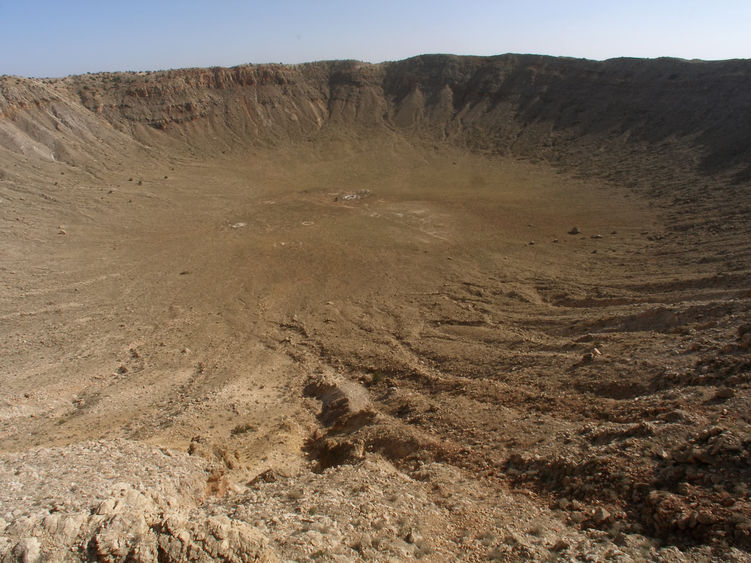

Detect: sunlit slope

[3,55,750,183]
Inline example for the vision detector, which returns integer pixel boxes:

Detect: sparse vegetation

[1,54,750,562]
[230,422,255,435]
[370,370,386,384]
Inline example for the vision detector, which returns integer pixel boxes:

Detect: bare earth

[1,55,750,561]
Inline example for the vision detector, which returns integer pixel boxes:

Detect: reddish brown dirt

[1,55,750,561]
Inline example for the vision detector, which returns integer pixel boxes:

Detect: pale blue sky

[1,1,750,77]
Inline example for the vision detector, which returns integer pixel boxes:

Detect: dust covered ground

[1,57,751,561]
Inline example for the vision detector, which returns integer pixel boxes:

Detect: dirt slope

[1,55,750,561]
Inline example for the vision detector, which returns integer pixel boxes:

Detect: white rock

[13,537,41,563]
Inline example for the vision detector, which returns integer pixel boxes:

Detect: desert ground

[1,55,750,561]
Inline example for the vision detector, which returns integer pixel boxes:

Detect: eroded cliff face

[2,54,750,182]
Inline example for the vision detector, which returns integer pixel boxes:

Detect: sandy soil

[0,56,750,561]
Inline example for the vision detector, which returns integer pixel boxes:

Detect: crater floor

[1,63,750,561]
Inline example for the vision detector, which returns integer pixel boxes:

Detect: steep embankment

[4,54,751,180]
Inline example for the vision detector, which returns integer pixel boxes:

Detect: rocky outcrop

[2,55,751,184]
[0,441,280,562]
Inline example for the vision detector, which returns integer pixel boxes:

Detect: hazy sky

[1,1,750,77]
